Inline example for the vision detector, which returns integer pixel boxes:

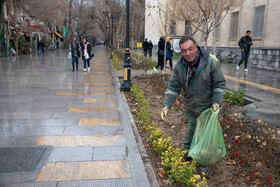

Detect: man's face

[180,40,197,62]
[246,32,251,37]
[73,37,77,41]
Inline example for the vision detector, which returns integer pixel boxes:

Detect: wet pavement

[0,47,152,186]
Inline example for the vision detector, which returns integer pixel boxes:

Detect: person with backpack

[81,38,93,72]
[69,36,81,71]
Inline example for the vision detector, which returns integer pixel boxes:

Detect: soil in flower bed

[125,74,280,187]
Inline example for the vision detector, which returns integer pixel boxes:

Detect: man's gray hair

[179,35,197,46]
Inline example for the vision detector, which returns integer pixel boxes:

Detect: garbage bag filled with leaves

[188,108,226,166]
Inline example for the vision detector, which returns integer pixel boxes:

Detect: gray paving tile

[47,147,93,162]
[57,178,135,187]
[52,112,119,119]
[0,119,79,127]
[3,182,57,187]
[0,112,53,119]
[63,126,123,136]
[0,136,38,147]
[93,146,127,161]
[0,126,65,136]
[65,102,117,108]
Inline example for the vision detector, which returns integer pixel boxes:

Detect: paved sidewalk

[0,47,152,186]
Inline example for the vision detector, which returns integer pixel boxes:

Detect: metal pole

[1,4,7,57]
[110,16,113,59]
[120,0,132,91]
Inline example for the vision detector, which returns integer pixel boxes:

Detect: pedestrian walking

[81,38,92,72]
[148,40,153,57]
[166,37,174,70]
[38,40,45,54]
[69,36,81,72]
[237,30,253,72]
[153,36,165,72]
[56,40,59,49]
[161,35,226,171]
[142,38,149,57]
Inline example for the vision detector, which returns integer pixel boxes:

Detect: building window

[230,12,239,40]
[253,5,265,39]
[215,25,220,41]
[170,20,176,35]
[185,21,191,35]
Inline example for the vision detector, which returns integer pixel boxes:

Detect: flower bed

[126,73,280,187]
[130,84,207,187]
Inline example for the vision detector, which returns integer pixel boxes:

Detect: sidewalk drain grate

[0,147,47,173]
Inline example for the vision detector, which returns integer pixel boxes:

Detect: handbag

[84,51,89,59]
[68,52,72,59]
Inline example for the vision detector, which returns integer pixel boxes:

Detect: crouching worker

[161,35,226,171]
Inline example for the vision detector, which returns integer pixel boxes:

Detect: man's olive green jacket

[164,46,226,116]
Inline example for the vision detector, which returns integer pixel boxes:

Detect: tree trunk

[212,0,216,55]
[15,32,19,55]
[60,0,73,49]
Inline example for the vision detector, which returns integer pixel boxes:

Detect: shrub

[112,55,122,70]
[130,84,207,187]
[223,89,245,105]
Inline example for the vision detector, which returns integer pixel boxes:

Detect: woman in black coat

[153,36,165,72]
[81,38,93,72]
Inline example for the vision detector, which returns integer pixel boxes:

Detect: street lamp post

[110,16,114,59]
[120,0,132,91]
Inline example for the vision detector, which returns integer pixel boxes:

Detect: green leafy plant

[223,89,245,105]
[112,55,122,70]
[130,84,207,187]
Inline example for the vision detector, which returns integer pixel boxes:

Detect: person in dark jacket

[81,38,92,72]
[166,37,174,70]
[153,36,166,72]
[142,38,149,57]
[148,40,153,57]
[69,36,81,71]
[161,35,226,167]
[237,30,253,72]
[38,40,45,54]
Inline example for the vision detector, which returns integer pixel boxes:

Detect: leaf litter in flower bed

[126,74,280,187]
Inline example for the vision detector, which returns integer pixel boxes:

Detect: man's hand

[241,49,245,52]
[161,106,170,120]
[212,102,220,112]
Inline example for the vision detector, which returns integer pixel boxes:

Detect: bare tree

[174,0,242,51]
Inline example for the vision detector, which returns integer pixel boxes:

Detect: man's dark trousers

[238,51,250,69]
[144,50,148,57]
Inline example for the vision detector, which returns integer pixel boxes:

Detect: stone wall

[202,46,280,72]
[250,48,280,71]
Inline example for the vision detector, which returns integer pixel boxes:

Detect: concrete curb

[109,57,159,187]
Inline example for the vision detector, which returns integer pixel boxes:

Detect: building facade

[145,0,280,71]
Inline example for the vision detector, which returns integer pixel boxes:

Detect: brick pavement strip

[79,118,120,126]
[37,160,131,182]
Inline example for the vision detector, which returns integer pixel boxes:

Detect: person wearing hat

[69,35,81,71]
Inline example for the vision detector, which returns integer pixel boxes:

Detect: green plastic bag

[188,108,226,166]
